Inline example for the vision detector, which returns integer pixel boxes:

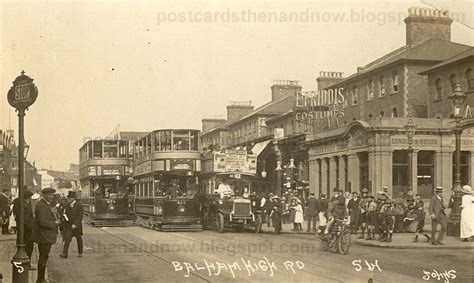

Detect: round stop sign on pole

[7,70,38,110]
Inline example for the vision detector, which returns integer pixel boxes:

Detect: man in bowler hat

[60,190,83,258]
[429,186,447,245]
[32,187,60,283]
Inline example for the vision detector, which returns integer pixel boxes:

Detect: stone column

[329,157,338,192]
[379,150,393,195]
[338,156,347,191]
[368,150,378,193]
[347,153,360,193]
[410,150,419,196]
[435,150,453,200]
[470,153,474,188]
[309,159,320,196]
[321,158,328,197]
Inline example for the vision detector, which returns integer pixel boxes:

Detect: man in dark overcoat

[348,192,362,234]
[32,187,60,283]
[60,190,84,258]
[12,187,35,269]
[429,186,447,245]
[305,193,319,233]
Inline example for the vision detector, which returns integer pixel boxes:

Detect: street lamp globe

[288,158,296,169]
[275,160,282,171]
[404,118,417,148]
[449,83,467,119]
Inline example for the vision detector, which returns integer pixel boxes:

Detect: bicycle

[318,218,351,255]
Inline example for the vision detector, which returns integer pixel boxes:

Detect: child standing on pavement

[366,196,377,240]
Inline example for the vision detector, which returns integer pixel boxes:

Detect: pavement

[1,222,472,282]
[354,233,474,249]
[259,221,474,250]
[0,234,42,283]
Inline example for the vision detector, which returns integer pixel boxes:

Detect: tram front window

[173,130,190,150]
[160,131,172,151]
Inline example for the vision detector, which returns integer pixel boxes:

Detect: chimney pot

[405,7,452,46]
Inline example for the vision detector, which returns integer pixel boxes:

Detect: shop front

[307,118,474,201]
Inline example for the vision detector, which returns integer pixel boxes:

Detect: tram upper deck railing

[133,129,200,159]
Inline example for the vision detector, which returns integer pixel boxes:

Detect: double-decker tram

[133,129,202,232]
[79,140,135,226]
[199,149,262,233]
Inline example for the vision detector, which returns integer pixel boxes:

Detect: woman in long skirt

[460,185,474,241]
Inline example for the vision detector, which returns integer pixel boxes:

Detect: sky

[1,0,473,171]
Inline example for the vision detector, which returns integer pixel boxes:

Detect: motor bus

[199,149,262,233]
[79,139,136,226]
[133,129,202,232]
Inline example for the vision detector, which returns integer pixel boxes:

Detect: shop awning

[251,139,272,156]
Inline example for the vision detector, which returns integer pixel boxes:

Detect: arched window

[466,69,474,90]
[392,71,399,92]
[352,85,358,105]
[379,76,385,96]
[435,78,442,100]
[449,74,457,92]
[392,108,398,117]
[368,80,374,100]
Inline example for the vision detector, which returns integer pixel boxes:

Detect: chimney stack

[404,7,452,46]
[226,101,254,121]
[271,80,302,101]
[201,116,227,132]
[316,71,345,91]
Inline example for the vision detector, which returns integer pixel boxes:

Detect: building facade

[306,8,474,201]
[0,129,15,193]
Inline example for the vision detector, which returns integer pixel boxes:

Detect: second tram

[133,129,203,231]
[79,140,136,226]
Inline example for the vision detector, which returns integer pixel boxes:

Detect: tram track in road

[125,226,347,282]
[104,226,338,282]
[96,226,213,283]
[137,227,421,283]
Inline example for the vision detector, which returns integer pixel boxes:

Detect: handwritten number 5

[13,261,24,273]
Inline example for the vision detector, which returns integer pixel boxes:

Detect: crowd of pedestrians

[257,185,474,244]
[0,187,83,283]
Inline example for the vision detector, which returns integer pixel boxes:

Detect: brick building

[0,129,15,193]
[305,8,474,201]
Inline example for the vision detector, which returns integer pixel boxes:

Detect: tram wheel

[338,230,351,255]
[255,214,262,234]
[216,213,225,233]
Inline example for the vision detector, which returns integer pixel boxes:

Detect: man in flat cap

[429,187,447,245]
[32,187,60,283]
[12,186,36,269]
